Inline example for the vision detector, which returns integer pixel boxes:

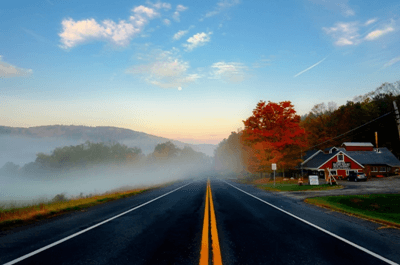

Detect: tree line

[301,89,400,157]
[214,80,400,177]
[0,141,211,177]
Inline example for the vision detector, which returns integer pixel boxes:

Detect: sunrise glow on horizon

[1,0,400,144]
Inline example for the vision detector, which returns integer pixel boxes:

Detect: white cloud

[173,29,188,40]
[365,26,395,41]
[341,5,355,17]
[204,0,240,18]
[176,5,187,12]
[132,5,159,18]
[163,19,171,25]
[183,32,212,51]
[383,56,400,68]
[0,56,32,78]
[59,5,158,49]
[126,50,200,88]
[148,1,171,10]
[210,61,248,83]
[172,4,188,22]
[323,18,397,46]
[365,18,377,26]
[335,37,354,46]
[323,21,360,46]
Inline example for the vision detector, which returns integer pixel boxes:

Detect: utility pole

[393,101,400,140]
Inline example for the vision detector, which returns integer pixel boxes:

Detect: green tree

[152,141,181,160]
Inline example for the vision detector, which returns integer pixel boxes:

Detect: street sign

[309,175,319,185]
[272,163,276,170]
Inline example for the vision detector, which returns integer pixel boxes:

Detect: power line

[306,111,393,151]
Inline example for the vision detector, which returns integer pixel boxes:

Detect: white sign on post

[309,175,319,185]
[272,163,277,186]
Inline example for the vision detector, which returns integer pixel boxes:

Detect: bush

[52,193,68,202]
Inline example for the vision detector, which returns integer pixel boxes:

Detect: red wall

[319,154,363,172]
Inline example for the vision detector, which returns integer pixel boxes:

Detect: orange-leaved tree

[241,101,308,175]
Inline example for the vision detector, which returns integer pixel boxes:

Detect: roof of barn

[343,148,400,167]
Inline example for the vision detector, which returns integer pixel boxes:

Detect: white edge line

[221,179,399,265]
[3,182,193,265]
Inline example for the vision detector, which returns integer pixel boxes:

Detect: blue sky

[1,0,399,144]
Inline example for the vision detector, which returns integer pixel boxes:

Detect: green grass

[306,194,400,227]
[256,183,343,192]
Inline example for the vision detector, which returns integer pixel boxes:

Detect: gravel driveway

[278,176,400,200]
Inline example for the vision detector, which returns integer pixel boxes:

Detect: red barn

[301,150,364,178]
[342,142,374,152]
[301,142,400,178]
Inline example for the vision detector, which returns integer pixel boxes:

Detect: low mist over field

[0,127,215,207]
[0,159,211,207]
[0,136,81,167]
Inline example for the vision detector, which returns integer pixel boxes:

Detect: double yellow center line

[200,178,223,265]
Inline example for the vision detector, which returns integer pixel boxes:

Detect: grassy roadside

[256,183,343,192]
[249,178,343,192]
[0,182,175,231]
[305,194,400,228]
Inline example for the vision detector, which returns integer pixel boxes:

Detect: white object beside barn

[309,175,319,185]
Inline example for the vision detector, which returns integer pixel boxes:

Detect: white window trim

[338,154,344,162]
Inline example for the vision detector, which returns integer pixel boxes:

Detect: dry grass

[0,179,181,231]
[0,188,150,230]
[253,177,299,185]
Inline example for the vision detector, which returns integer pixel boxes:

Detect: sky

[1,0,399,145]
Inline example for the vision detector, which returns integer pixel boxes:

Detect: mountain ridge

[0,125,216,157]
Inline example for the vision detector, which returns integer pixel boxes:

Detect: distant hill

[0,125,163,142]
[0,125,216,166]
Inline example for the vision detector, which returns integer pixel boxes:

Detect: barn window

[338,154,344,161]
[380,167,386,172]
[330,170,337,175]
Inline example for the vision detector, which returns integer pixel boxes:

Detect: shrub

[52,193,68,202]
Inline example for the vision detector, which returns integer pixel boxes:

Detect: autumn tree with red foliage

[241,101,308,174]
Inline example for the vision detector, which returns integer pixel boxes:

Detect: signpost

[309,175,319,185]
[272,163,277,187]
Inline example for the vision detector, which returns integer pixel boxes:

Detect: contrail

[294,56,328,78]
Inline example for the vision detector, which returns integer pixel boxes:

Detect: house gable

[318,151,364,170]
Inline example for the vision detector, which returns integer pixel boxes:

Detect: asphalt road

[1,178,399,265]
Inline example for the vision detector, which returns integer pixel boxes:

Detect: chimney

[375,132,379,152]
